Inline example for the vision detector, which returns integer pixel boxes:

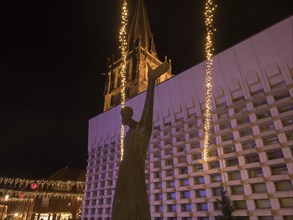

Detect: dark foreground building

[0,167,85,220]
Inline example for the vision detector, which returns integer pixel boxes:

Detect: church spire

[103,0,173,111]
[127,0,157,55]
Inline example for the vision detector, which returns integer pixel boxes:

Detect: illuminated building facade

[103,0,172,111]
[82,12,293,220]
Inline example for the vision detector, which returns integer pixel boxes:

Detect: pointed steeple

[128,0,157,55]
[103,0,173,111]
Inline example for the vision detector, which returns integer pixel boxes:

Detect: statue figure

[111,62,170,220]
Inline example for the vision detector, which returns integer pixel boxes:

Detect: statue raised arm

[111,61,170,220]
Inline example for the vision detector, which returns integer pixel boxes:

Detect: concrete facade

[82,16,293,220]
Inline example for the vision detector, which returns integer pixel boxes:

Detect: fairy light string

[0,177,84,189]
[203,0,216,160]
[0,189,83,199]
[119,0,128,160]
[0,177,84,200]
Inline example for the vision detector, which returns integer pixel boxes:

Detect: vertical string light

[119,0,128,160]
[203,0,216,160]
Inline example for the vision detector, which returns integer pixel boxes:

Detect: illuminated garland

[0,197,34,203]
[0,177,84,189]
[0,189,83,199]
[203,0,216,160]
[119,0,128,161]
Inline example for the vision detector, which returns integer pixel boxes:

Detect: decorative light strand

[0,197,34,203]
[119,0,128,161]
[0,177,84,189]
[0,189,83,199]
[203,0,216,160]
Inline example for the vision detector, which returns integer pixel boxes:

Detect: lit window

[41,197,50,207]
[223,145,235,153]
[245,154,260,163]
[226,158,239,167]
[154,172,161,178]
[259,122,275,132]
[234,200,247,209]
[194,176,205,184]
[167,180,175,188]
[208,161,220,169]
[239,129,253,137]
[267,149,284,160]
[193,164,203,172]
[231,185,244,195]
[193,153,202,160]
[166,169,174,177]
[209,149,218,156]
[219,122,232,129]
[242,140,256,150]
[155,193,163,201]
[180,167,188,174]
[210,174,222,182]
[155,205,163,212]
[181,191,190,199]
[154,182,162,189]
[248,168,263,178]
[262,135,279,145]
[256,110,271,120]
[221,133,234,141]
[275,180,293,191]
[212,187,223,196]
[255,199,271,209]
[182,204,192,211]
[180,178,189,186]
[167,192,176,200]
[196,189,207,197]
[252,183,267,193]
[279,198,293,208]
[197,203,208,211]
[167,204,177,212]
[236,116,250,124]
[270,164,288,175]
[228,171,241,180]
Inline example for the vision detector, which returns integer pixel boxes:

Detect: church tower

[103,0,173,111]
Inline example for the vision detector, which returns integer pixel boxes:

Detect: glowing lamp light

[4,194,9,201]
[31,183,38,190]
[14,213,19,217]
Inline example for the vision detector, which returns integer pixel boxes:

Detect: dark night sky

[0,0,292,179]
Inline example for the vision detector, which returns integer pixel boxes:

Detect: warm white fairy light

[203,0,216,160]
[0,177,84,189]
[0,189,83,199]
[119,0,128,160]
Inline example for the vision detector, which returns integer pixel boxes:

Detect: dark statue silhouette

[111,62,170,220]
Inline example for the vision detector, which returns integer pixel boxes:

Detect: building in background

[0,167,85,220]
[103,0,172,111]
[82,4,293,220]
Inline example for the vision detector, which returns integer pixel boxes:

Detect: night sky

[0,0,292,179]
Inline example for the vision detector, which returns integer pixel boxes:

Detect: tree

[216,190,235,220]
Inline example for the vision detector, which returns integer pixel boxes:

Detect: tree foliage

[216,190,235,220]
